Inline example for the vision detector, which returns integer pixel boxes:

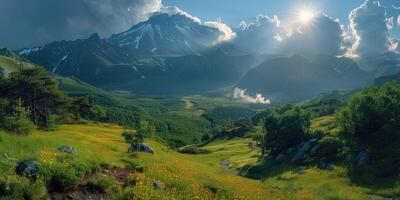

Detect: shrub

[263,108,311,156]
[337,82,400,177]
[0,177,48,200]
[315,137,343,162]
[201,133,210,142]
[177,146,210,154]
[48,167,80,192]
[86,176,114,193]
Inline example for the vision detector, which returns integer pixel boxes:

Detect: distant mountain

[357,52,400,77]
[107,12,224,56]
[238,54,372,101]
[375,72,400,85]
[16,12,257,94]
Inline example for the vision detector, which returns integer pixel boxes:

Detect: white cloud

[157,6,235,42]
[204,20,236,42]
[0,0,163,48]
[234,15,281,53]
[398,15,400,25]
[233,88,271,104]
[282,13,345,55]
[159,6,201,24]
[347,0,393,57]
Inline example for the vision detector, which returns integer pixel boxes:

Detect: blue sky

[163,0,399,27]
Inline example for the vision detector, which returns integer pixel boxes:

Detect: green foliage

[123,121,154,145]
[0,68,70,128]
[2,99,35,135]
[337,82,400,178]
[315,136,344,162]
[0,178,48,200]
[177,146,210,154]
[201,133,210,142]
[263,108,311,156]
[86,176,114,193]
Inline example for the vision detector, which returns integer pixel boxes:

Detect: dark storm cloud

[0,0,162,49]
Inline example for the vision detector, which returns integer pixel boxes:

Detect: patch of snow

[184,40,201,56]
[53,54,69,73]
[18,46,43,56]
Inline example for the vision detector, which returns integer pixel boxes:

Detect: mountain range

[12,11,400,101]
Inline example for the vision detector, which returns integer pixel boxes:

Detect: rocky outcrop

[319,161,334,170]
[291,140,317,163]
[58,146,77,155]
[16,160,40,176]
[128,143,154,154]
[355,151,369,166]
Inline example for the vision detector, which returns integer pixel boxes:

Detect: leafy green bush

[315,136,343,162]
[337,82,400,178]
[0,177,48,200]
[263,108,311,156]
[177,146,210,154]
[86,176,114,193]
[47,166,80,192]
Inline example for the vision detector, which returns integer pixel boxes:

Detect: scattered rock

[276,153,285,162]
[292,169,306,175]
[16,160,40,176]
[153,181,166,190]
[291,141,312,162]
[271,186,281,190]
[58,146,77,155]
[355,151,369,166]
[310,144,320,155]
[248,142,255,149]
[128,143,154,154]
[319,161,334,170]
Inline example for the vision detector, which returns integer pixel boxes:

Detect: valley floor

[0,123,395,199]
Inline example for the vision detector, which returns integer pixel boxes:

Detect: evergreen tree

[0,68,70,128]
[3,99,35,135]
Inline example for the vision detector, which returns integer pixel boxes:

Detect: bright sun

[298,9,315,24]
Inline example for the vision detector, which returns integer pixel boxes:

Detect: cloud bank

[347,0,393,57]
[234,15,281,53]
[0,0,162,49]
[282,13,344,55]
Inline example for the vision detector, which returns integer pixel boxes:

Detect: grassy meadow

[0,120,396,199]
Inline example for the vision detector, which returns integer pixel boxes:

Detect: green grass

[0,55,36,76]
[0,120,397,199]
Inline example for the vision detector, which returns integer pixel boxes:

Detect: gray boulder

[310,144,320,155]
[128,143,154,154]
[153,181,166,189]
[355,151,369,166]
[58,146,77,155]
[16,160,40,176]
[319,161,334,170]
[291,141,312,162]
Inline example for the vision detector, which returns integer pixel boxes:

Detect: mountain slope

[238,54,372,101]
[0,48,36,77]
[16,13,257,94]
[107,12,224,56]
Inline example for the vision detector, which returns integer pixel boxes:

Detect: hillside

[0,48,36,77]
[0,122,393,199]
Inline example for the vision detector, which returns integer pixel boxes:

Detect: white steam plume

[233,88,271,104]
